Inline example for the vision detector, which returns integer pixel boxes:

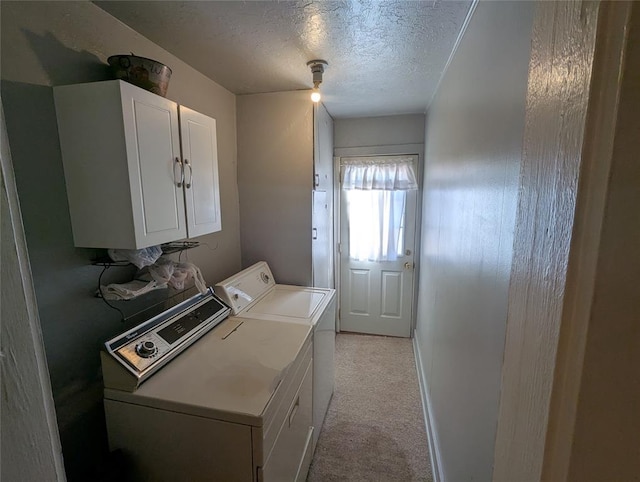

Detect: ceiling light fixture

[307,59,328,103]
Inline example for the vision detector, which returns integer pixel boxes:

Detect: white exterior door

[179,106,222,238]
[339,155,418,337]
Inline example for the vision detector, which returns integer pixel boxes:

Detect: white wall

[0,2,240,478]
[414,2,534,481]
[237,91,314,286]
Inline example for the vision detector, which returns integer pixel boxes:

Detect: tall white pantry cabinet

[54,80,222,249]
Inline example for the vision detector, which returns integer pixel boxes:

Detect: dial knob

[136,340,157,358]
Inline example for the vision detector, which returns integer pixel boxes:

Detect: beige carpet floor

[307,333,433,482]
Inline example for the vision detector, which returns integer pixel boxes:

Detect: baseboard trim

[413,332,445,482]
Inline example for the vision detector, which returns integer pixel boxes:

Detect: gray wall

[1,2,240,479]
[237,91,314,286]
[414,2,534,481]
[334,114,425,149]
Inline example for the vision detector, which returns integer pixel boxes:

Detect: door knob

[404,262,413,270]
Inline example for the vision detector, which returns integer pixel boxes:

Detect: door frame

[333,143,424,335]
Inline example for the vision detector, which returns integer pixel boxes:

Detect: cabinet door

[312,190,331,288]
[312,103,335,288]
[313,103,334,191]
[179,106,222,237]
[120,83,187,247]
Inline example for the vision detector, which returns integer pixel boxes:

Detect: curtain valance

[341,156,418,191]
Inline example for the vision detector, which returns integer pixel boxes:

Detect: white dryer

[101,289,315,481]
[215,261,336,449]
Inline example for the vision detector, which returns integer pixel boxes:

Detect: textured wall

[1,103,66,482]
[0,1,240,479]
[237,91,314,286]
[414,2,534,481]
[492,1,600,479]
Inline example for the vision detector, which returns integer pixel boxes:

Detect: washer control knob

[136,340,157,358]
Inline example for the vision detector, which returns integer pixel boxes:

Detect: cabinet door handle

[314,173,320,187]
[312,228,318,240]
[174,157,184,188]
[184,159,193,189]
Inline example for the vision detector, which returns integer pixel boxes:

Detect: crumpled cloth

[100,279,167,301]
[147,257,207,294]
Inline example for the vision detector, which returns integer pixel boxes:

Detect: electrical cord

[98,265,126,322]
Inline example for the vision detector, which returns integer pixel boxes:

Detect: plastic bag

[147,257,207,294]
[108,246,163,269]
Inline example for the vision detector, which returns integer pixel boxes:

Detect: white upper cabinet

[54,80,221,249]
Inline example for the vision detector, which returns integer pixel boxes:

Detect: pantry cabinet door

[179,106,222,238]
[121,84,187,247]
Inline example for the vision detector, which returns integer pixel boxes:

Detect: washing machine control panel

[103,288,231,385]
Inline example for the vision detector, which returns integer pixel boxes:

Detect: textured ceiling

[94,1,473,118]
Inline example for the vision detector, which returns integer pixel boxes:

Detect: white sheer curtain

[342,157,418,262]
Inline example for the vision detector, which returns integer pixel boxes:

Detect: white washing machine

[101,288,315,481]
[215,261,336,450]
